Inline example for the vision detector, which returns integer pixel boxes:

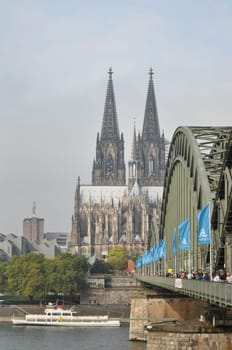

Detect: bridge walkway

[137,275,232,309]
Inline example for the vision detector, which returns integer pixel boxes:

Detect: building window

[149,157,155,174]
[107,155,113,173]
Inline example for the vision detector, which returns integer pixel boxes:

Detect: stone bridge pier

[129,296,208,341]
[129,296,232,349]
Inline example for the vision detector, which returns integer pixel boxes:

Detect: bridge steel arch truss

[160,126,232,275]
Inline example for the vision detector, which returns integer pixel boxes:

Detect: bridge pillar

[129,296,208,341]
[225,234,232,272]
[146,329,232,350]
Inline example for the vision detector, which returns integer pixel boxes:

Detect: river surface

[0,324,146,350]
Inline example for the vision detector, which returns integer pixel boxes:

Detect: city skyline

[1,1,232,235]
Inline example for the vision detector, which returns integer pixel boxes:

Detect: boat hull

[12,319,120,327]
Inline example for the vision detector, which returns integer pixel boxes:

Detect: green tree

[90,259,112,274]
[46,253,89,298]
[129,249,140,262]
[106,247,129,271]
[6,253,47,302]
[4,252,89,303]
[0,262,8,293]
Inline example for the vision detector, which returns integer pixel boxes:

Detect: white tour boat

[12,305,120,327]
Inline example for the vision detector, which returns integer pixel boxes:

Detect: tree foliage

[46,253,88,296]
[106,247,129,271]
[129,249,140,262]
[6,254,49,302]
[0,253,89,301]
[0,262,8,293]
[90,259,112,274]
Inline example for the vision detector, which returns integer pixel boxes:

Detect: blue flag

[197,204,211,245]
[147,249,152,264]
[178,218,190,250]
[158,238,166,259]
[142,250,152,265]
[152,246,159,262]
[141,253,146,266]
[142,251,148,265]
[172,229,177,257]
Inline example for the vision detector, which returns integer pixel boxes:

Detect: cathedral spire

[92,68,125,186]
[131,119,137,160]
[142,68,160,144]
[136,68,165,186]
[128,119,139,190]
[100,67,120,141]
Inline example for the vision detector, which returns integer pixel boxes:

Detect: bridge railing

[137,276,232,309]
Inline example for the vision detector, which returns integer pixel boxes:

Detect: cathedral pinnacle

[131,118,137,161]
[149,67,154,78]
[108,67,113,79]
[142,67,160,144]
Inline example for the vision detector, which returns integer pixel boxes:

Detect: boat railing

[11,305,29,314]
[74,315,109,320]
[25,314,110,322]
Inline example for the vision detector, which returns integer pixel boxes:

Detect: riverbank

[0,304,131,324]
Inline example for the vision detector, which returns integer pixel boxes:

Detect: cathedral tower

[128,121,139,190]
[92,68,126,186]
[70,177,81,249]
[128,68,166,188]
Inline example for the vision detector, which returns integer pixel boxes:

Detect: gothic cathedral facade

[70,68,166,258]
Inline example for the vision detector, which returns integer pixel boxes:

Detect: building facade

[23,203,44,241]
[70,68,166,258]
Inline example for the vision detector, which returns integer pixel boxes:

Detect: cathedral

[70,68,166,258]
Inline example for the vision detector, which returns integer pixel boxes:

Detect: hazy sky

[1,0,232,235]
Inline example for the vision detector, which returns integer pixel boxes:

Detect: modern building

[70,68,166,259]
[23,202,44,241]
[0,233,31,260]
[44,232,70,252]
[0,232,62,260]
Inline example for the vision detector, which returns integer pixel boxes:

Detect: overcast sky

[1,0,232,235]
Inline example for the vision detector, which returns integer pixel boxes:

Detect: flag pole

[174,255,176,277]
[164,237,166,276]
[188,250,191,275]
[164,255,166,277]
[174,228,177,277]
[209,203,213,281]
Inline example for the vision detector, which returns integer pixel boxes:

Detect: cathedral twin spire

[92,67,165,187]
[100,67,120,141]
[92,67,125,186]
[142,68,161,145]
[71,68,165,254]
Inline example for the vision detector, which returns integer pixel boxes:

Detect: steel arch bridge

[160,126,232,275]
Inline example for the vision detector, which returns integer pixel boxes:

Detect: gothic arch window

[148,156,155,174]
[129,162,137,177]
[107,154,113,173]
[107,174,114,185]
[133,162,136,177]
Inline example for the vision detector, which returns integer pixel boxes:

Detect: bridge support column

[225,234,232,272]
[146,330,232,350]
[129,296,208,341]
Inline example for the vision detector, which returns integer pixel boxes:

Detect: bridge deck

[137,276,232,309]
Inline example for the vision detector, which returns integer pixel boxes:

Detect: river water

[0,324,146,350]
